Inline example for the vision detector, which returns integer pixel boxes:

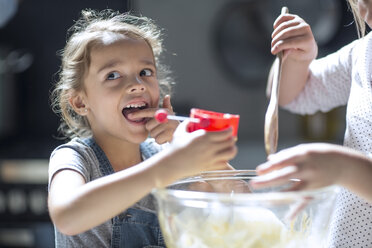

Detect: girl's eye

[139,69,153,77]
[107,71,121,80]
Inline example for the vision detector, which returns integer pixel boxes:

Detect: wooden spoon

[264,6,289,156]
[263,7,312,221]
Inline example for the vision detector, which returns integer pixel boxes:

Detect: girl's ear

[69,92,89,116]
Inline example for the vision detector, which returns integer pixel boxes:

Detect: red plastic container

[187,108,240,137]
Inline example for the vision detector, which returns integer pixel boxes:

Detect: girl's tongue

[122,106,147,123]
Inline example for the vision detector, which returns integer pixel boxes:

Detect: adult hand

[271,13,318,63]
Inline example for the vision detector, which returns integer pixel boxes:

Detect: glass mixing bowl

[152,170,339,248]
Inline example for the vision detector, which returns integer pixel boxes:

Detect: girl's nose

[127,77,146,93]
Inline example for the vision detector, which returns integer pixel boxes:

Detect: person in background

[251,1,372,247]
[48,9,237,248]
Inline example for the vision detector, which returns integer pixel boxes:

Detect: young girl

[252,1,372,247]
[48,9,237,248]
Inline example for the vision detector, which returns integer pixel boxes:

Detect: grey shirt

[48,137,164,248]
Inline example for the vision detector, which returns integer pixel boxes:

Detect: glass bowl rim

[152,170,340,202]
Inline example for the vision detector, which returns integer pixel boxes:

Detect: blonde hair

[347,0,366,37]
[51,9,173,139]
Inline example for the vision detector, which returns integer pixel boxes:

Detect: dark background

[0,0,129,159]
[0,1,128,247]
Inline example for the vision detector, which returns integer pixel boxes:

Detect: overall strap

[82,137,126,223]
[140,139,162,160]
[82,137,165,248]
[82,137,114,177]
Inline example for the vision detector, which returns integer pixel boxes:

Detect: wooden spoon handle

[264,6,289,156]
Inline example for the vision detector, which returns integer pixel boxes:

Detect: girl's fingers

[250,166,299,189]
[272,16,303,39]
[190,135,236,160]
[147,124,162,138]
[203,138,237,164]
[255,161,280,174]
[146,118,178,134]
[152,131,171,144]
[162,95,173,111]
[145,118,158,131]
[271,36,311,57]
[256,153,300,174]
[150,126,177,144]
[188,134,237,164]
[273,14,296,30]
[272,24,310,49]
[215,145,238,162]
[268,145,309,163]
[204,127,234,142]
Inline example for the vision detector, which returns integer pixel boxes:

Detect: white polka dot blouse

[284,31,372,248]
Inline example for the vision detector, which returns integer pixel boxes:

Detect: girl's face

[80,37,160,144]
[358,0,372,28]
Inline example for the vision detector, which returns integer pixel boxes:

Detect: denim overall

[84,138,166,248]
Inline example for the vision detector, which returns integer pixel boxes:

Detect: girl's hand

[167,121,238,179]
[250,143,347,191]
[128,95,179,144]
[271,12,318,63]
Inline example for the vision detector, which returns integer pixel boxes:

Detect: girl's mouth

[122,102,149,123]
